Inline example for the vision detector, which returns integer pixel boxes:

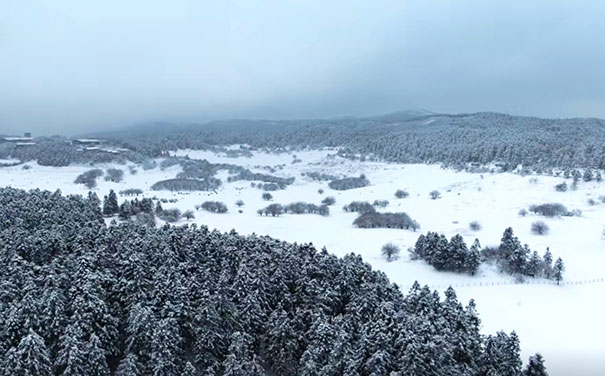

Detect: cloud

[1,0,605,135]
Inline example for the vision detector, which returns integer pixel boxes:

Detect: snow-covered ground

[1,148,604,375]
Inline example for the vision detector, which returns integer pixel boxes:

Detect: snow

[1,149,604,375]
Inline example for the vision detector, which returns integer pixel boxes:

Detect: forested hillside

[0,187,544,375]
[100,112,605,171]
[3,112,605,172]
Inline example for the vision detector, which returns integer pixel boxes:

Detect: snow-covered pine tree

[464,239,482,275]
[552,258,565,285]
[15,329,53,376]
[102,190,119,216]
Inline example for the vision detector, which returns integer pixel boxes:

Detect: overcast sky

[2,0,605,135]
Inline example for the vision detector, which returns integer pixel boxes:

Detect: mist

[2,0,605,135]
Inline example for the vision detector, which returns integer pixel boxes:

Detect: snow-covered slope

[2,149,603,375]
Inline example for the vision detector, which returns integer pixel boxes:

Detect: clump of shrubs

[135,212,156,227]
[157,208,182,223]
[518,208,528,217]
[469,221,482,231]
[260,183,280,191]
[201,201,228,213]
[320,196,335,206]
[120,188,143,196]
[283,202,330,216]
[555,182,567,192]
[257,203,284,217]
[142,159,157,170]
[429,190,441,200]
[394,189,409,199]
[104,168,124,182]
[381,243,400,262]
[372,200,389,208]
[343,201,376,215]
[528,203,567,217]
[531,221,549,235]
[328,174,370,191]
[183,210,195,220]
[304,171,339,182]
[235,200,245,207]
[353,212,419,231]
[74,169,104,189]
[151,178,221,191]
[262,192,273,201]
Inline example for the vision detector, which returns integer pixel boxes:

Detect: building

[2,132,33,143]
[73,138,103,146]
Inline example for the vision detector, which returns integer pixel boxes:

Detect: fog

[2,0,605,135]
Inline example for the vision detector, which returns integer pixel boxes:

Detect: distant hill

[83,110,605,171]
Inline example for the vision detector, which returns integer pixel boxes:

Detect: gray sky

[2,0,605,135]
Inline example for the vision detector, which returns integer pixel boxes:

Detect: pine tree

[526,251,542,277]
[508,244,530,274]
[524,353,548,376]
[448,234,468,272]
[464,239,482,275]
[86,334,110,376]
[119,201,133,220]
[183,361,197,376]
[15,329,53,376]
[115,353,140,376]
[552,258,565,285]
[500,227,520,261]
[103,190,119,216]
[542,248,553,278]
[55,324,88,375]
[2,347,20,376]
[222,332,264,376]
[151,318,182,376]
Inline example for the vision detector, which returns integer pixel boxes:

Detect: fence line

[403,277,605,291]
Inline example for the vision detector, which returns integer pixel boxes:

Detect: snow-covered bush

[104,168,124,182]
[258,203,283,216]
[157,208,181,222]
[381,243,400,262]
[142,159,157,170]
[262,192,273,201]
[394,189,409,199]
[321,196,336,206]
[353,212,419,231]
[343,201,376,214]
[201,201,228,213]
[328,175,370,191]
[531,221,549,235]
[120,188,143,196]
[74,169,104,189]
[282,202,330,216]
[152,178,221,191]
[372,199,389,208]
[135,212,156,227]
[528,203,567,217]
[469,221,482,231]
[429,190,441,200]
[518,208,528,217]
[554,182,567,192]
